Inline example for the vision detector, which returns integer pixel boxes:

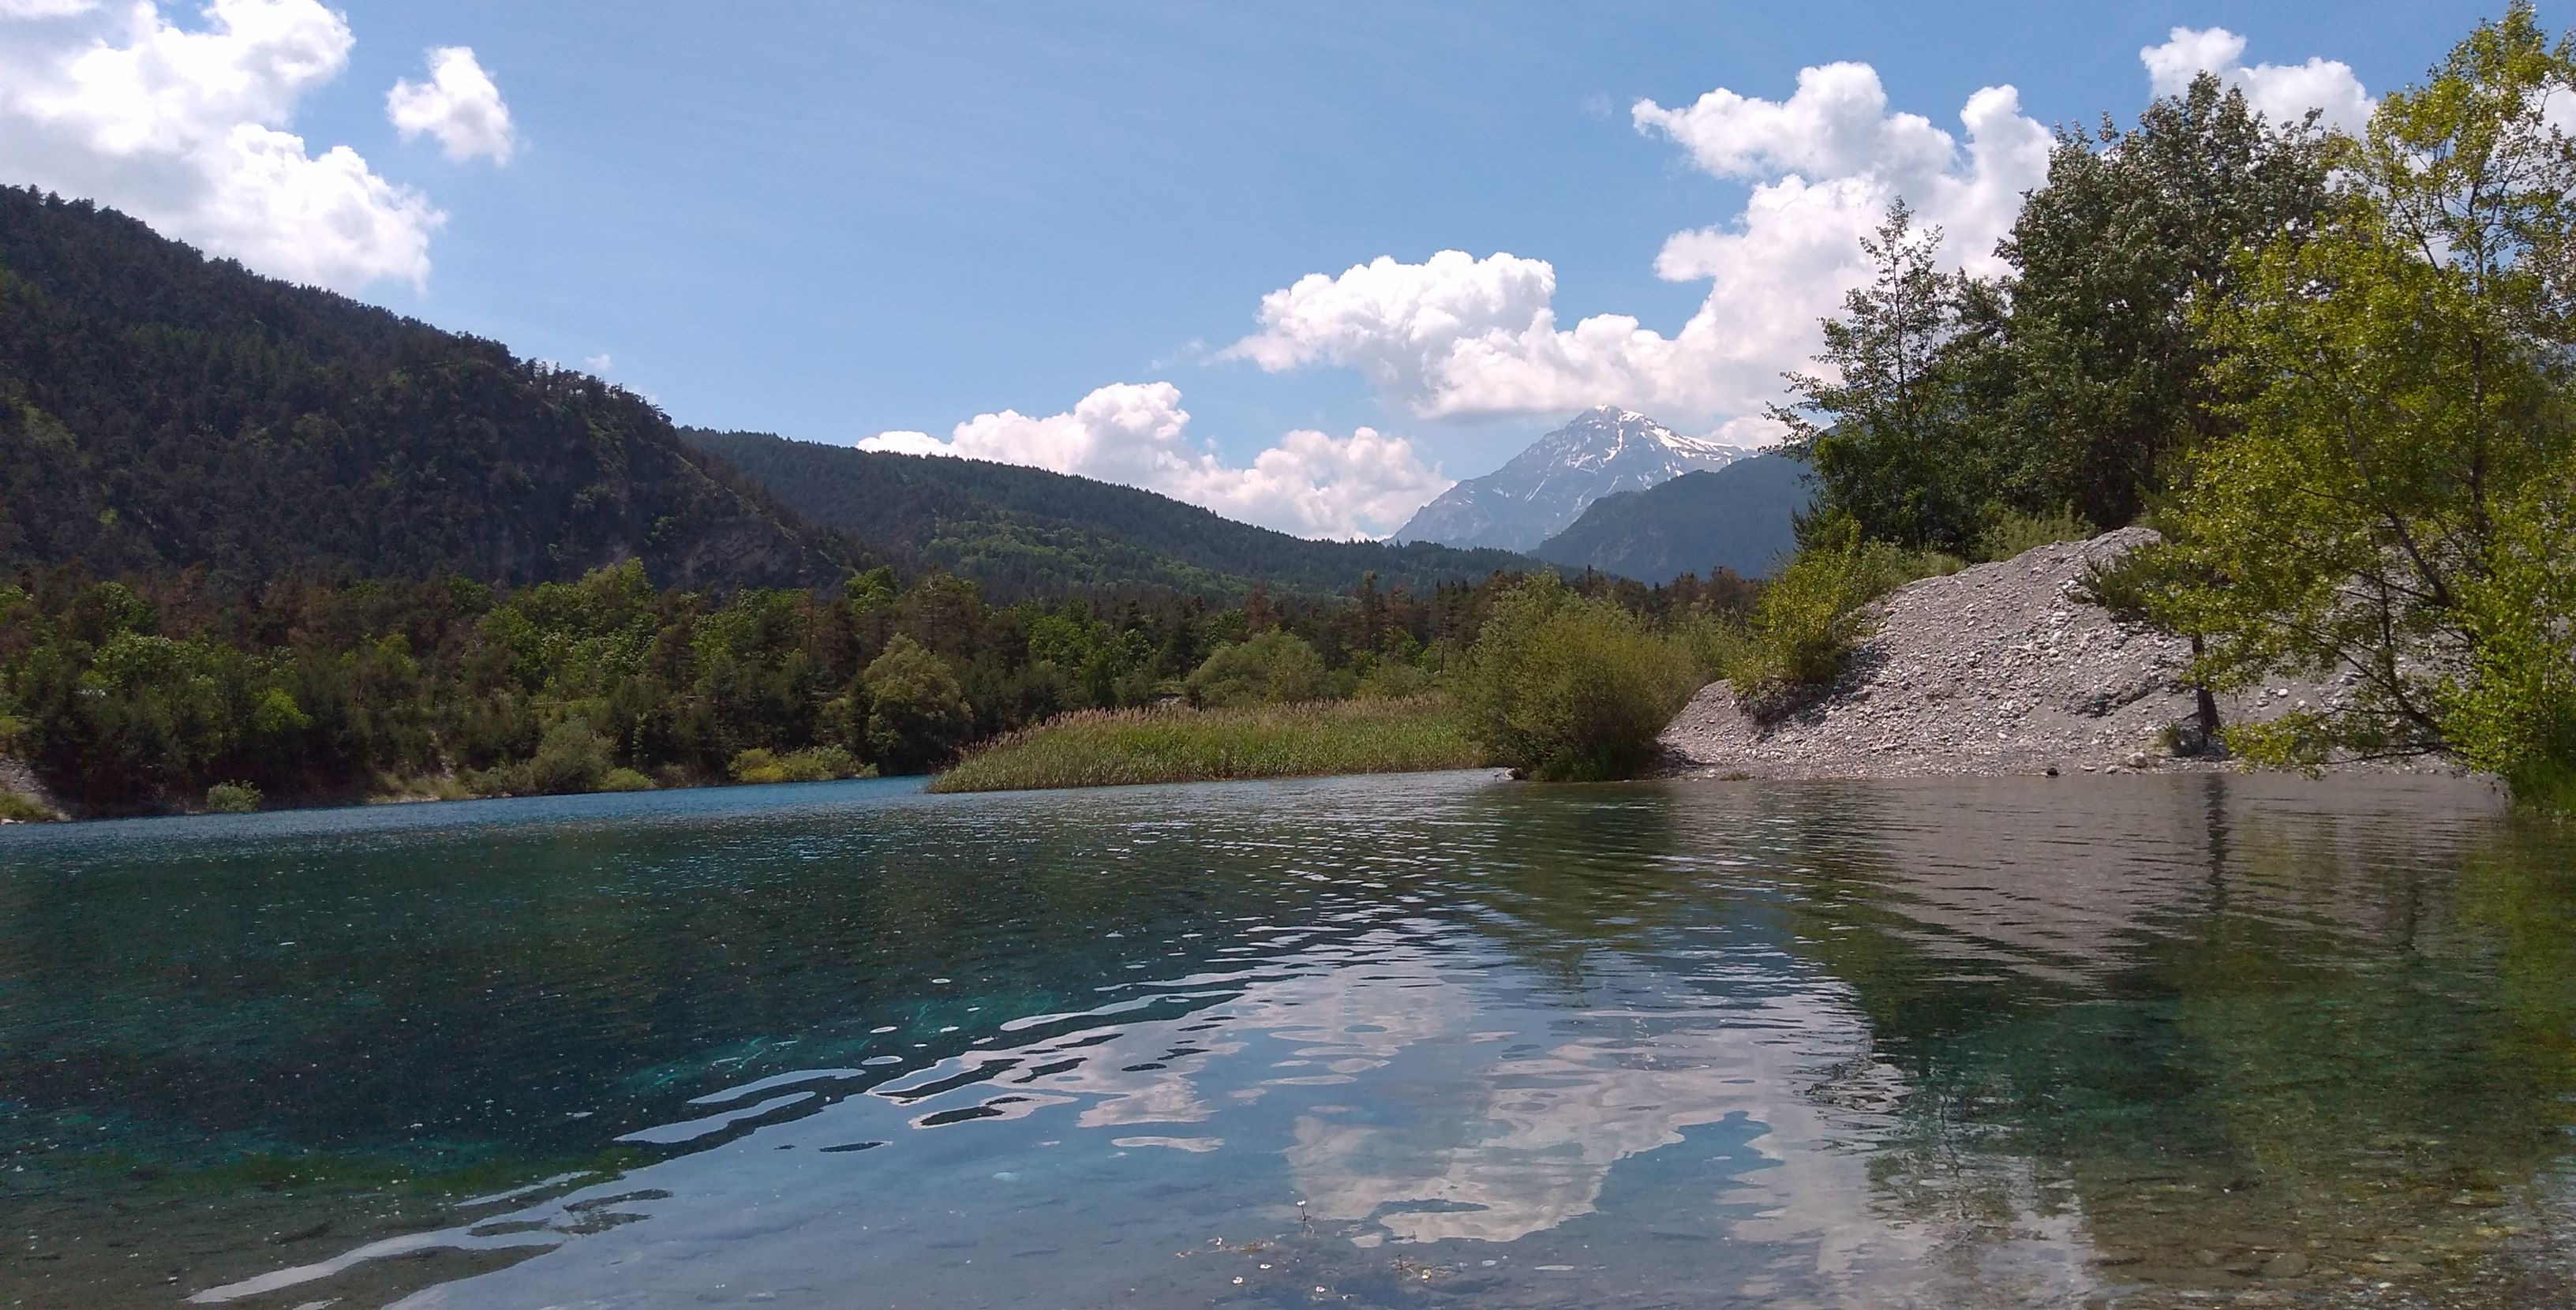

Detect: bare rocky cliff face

[1661,530,2454,780]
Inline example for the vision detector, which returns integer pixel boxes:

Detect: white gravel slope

[1660,529,2428,780]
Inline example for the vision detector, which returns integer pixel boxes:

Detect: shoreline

[1659,532,2481,785]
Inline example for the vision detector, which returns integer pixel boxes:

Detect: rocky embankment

[1662,529,2432,780]
[0,754,65,822]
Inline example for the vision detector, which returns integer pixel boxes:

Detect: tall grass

[928,696,1487,793]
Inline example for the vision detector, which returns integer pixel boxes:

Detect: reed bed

[928,696,1488,793]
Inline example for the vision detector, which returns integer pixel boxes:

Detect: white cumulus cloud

[387,45,515,163]
[858,383,1452,541]
[0,0,441,290]
[1226,32,2375,437]
[2141,28,2374,136]
[1226,63,2051,429]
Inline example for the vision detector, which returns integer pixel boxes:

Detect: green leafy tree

[1773,200,1991,553]
[863,634,972,773]
[2151,3,2576,802]
[1991,74,2331,527]
[1183,631,1330,708]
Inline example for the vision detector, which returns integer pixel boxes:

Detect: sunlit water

[2,771,2571,1308]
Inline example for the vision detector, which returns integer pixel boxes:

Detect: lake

[2,770,2570,1308]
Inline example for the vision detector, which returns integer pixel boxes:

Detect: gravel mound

[1661,529,2409,780]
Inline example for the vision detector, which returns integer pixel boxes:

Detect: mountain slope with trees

[0,187,857,590]
[682,427,1534,600]
[1532,452,1810,582]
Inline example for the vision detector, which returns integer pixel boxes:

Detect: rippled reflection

[2,772,2569,1308]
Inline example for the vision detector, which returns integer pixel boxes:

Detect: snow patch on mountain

[1394,407,1753,551]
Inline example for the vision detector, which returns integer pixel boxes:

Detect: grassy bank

[928,696,1488,794]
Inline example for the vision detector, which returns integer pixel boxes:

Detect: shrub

[1350,654,1434,701]
[728,748,786,784]
[597,767,658,792]
[469,720,614,796]
[1184,631,1331,708]
[1676,614,1756,683]
[0,791,58,822]
[1722,533,1951,708]
[204,780,262,814]
[732,745,868,784]
[1975,505,2093,562]
[1454,575,1701,781]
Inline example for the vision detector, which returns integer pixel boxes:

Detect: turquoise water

[2,771,2570,1308]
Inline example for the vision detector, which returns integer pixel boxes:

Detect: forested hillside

[0,188,856,590]
[1533,453,1808,582]
[683,428,1535,600]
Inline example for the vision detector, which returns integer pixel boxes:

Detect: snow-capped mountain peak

[1395,406,1749,551]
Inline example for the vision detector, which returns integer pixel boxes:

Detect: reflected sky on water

[2,770,2568,1308]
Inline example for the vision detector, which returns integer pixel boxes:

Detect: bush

[1454,575,1701,781]
[1350,654,1434,701]
[1676,614,1756,683]
[597,767,657,792]
[728,747,786,784]
[1722,533,1952,708]
[469,720,614,796]
[0,791,57,822]
[204,780,262,814]
[1975,505,2093,562]
[1184,631,1331,708]
[729,745,868,784]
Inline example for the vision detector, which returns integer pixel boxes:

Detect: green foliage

[862,636,972,774]
[2447,487,2576,809]
[1349,654,1434,700]
[1986,75,2331,527]
[1724,530,1948,706]
[2147,4,2576,807]
[4,545,1752,813]
[728,745,867,784]
[1777,74,2331,553]
[1183,631,1330,708]
[1973,506,2092,562]
[0,188,857,590]
[1772,201,1994,555]
[1454,575,1701,781]
[930,698,1485,793]
[203,780,260,814]
[472,721,615,796]
[0,791,53,822]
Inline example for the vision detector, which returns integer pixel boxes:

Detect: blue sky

[0,1,2517,534]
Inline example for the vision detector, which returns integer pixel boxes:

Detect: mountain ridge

[1395,406,1750,551]
[683,428,1539,601]
[0,187,859,590]
[1532,452,1810,582]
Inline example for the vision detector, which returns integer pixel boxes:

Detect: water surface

[2,771,2570,1308]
